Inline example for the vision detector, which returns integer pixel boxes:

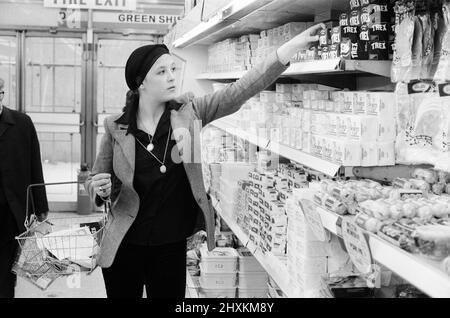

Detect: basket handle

[24,181,109,229]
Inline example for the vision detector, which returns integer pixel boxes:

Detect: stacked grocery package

[237,247,269,298]
[198,246,239,298]
[286,194,351,297]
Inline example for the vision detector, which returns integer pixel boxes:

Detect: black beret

[125,44,170,90]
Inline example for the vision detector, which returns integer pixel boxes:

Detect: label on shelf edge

[298,199,328,242]
[341,219,373,274]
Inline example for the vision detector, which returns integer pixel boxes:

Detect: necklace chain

[135,126,171,166]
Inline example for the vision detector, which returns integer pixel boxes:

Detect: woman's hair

[123,89,139,113]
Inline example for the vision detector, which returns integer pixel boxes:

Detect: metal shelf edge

[211,119,340,177]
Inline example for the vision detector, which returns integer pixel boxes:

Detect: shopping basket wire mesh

[13,181,109,290]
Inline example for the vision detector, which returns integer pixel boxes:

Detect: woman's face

[140,53,178,103]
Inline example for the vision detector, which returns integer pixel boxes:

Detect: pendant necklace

[136,126,171,174]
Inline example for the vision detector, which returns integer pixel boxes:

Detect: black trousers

[102,240,187,298]
[0,202,18,299]
[0,240,18,298]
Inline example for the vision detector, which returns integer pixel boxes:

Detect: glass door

[23,32,85,205]
[0,32,17,110]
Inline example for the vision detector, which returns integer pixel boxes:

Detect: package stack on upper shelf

[170,0,450,298]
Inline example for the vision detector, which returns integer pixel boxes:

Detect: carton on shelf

[377,141,395,166]
[361,142,378,166]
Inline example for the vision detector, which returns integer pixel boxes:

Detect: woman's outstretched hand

[276,23,326,65]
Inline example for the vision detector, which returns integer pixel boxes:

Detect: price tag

[341,219,373,274]
[299,199,328,242]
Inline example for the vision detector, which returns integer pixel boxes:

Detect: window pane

[39,132,80,202]
[26,37,83,202]
[25,37,82,113]
[0,36,16,110]
[97,39,151,114]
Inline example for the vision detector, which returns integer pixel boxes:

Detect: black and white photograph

[0,0,450,303]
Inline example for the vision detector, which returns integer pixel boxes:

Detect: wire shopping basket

[12,181,109,290]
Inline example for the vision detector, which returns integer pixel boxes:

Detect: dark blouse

[118,105,199,246]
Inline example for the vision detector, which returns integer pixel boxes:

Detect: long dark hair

[123,89,139,113]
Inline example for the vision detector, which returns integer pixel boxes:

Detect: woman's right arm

[85,118,113,207]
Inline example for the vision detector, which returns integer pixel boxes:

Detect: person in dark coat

[0,77,48,298]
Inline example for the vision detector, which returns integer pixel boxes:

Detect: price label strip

[341,219,373,274]
[298,199,329,242]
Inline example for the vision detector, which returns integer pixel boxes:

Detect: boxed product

[377,142,395,166]
[200,246,239,273]
[238,271,268,289]
[376,116,396,141]
[260,91,277,103]
[333,139,362,166]
[276,83,292,93]
[348,115,378,142]
[238,288,268,298]
[361,142,378,166]
[200,265,237,288]
[366,92,395,117]
[199,287,237,298]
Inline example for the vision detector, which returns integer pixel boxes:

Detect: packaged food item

[369,22,390,41]
[369,40,389,60]
[412,168,437,184]
[413,224,450,260]
[350,10,361,26]
[340,13,350,27]
[391,16,415,82]
[350,0,361,10]
[354,212,382,233]
[331,26,342,44]
[419,13,435,79]
[360,6,371,25]
[342,25,360,42]
[322,273,375,298]
[319,28,330,47]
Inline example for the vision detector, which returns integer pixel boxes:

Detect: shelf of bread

[312,203,450,298]
[306,176,450,298]
[197,59,392,80]
[211,118,342,177]
[173,0,349,48]
[211,195,293,297]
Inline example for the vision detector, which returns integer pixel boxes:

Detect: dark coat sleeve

[28,116,49,216]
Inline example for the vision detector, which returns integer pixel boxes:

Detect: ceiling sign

[93,12,181,25]
[44,0,137,11]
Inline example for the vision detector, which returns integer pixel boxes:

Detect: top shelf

[173,0,349,48]
[197,59,393,80]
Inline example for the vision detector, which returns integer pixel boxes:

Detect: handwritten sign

[341,219,373,274]
[299,199,328,242]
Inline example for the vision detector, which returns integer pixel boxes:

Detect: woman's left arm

[191,23,325,126]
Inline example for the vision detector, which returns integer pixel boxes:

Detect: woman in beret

[86,23,325,298]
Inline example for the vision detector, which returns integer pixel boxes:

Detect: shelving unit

[198,59,392,80]
[171,0,450,299]
[312,204,450,298]
[173,0,348,48]
[210,118,342,177]
[211,196,293,297]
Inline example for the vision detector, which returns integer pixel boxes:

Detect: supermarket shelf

[314,205,450,298]
[173,0,348,48]
[210,118,341,177]
[186,269,199,298]
[197,59,392,80]
[211,196,293,297]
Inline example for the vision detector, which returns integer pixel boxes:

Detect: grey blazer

[86,51,288,268]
